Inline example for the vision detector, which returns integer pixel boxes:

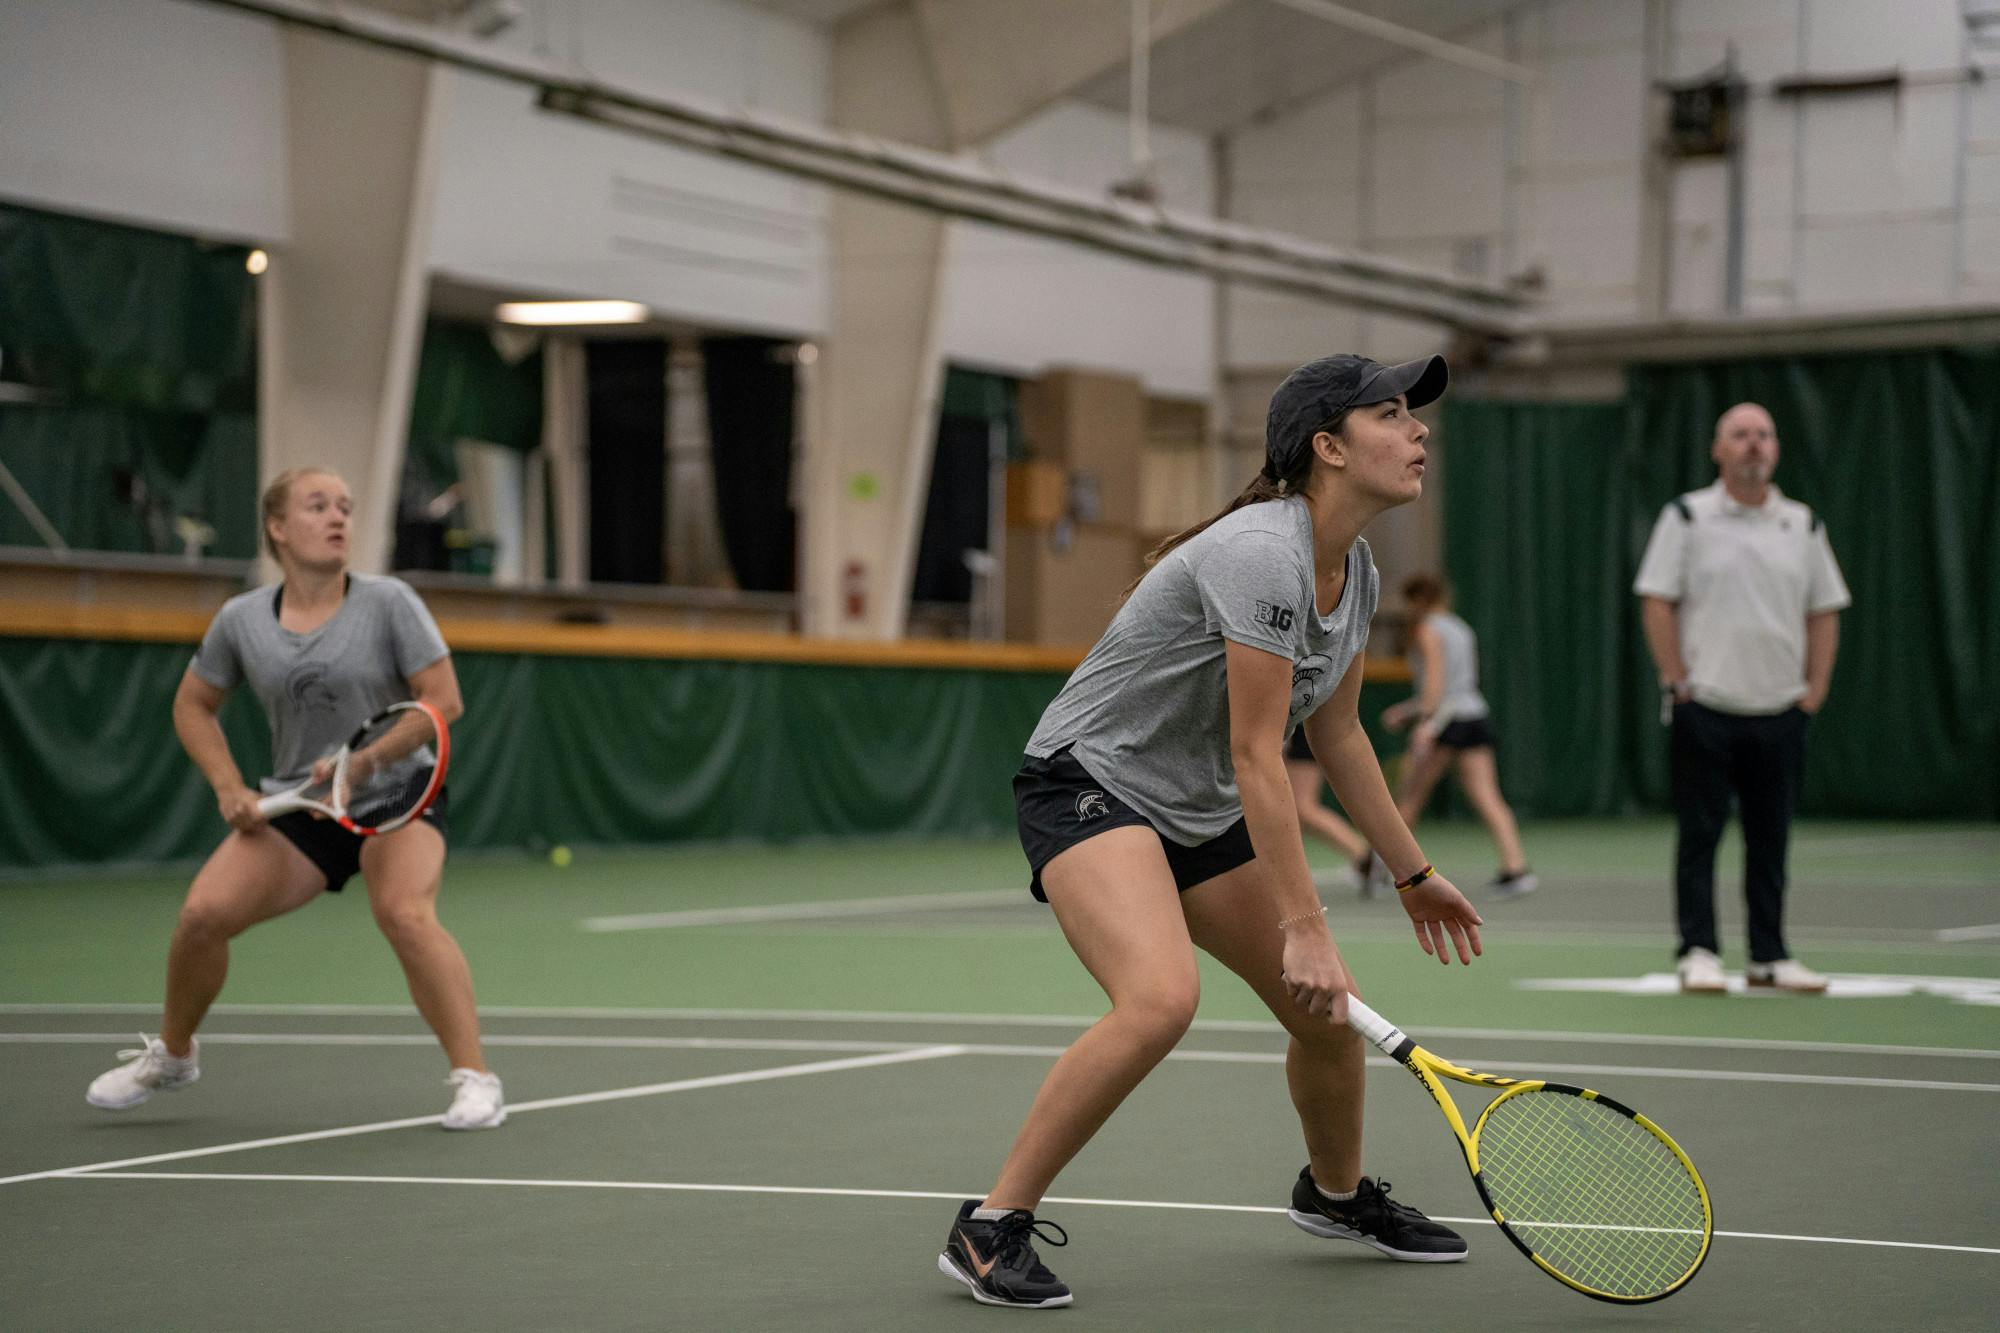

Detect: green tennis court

[4,819,1995,1330]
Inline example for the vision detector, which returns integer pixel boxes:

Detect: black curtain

[586,338,666,585]
[703,337,796,592]
[912,414,991,603]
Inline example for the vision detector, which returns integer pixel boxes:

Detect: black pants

[1670,702,1809,964]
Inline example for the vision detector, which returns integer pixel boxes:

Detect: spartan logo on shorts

[285,662,340,714]
[1254,600,1295,633]
[1075,790,1111,821]
[1290,653,1333,724]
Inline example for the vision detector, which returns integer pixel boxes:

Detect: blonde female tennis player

[84,468,503,1129]
[939,355,1484,1309]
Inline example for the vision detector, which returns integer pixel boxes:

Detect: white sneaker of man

[1676,948,1727,994]
[1746,958,1829,994]
[443,1067,506,1129]
[86,1035,200,1109]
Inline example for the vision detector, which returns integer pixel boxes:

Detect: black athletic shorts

[1285,728,1315,763]
[1014,750,1255,902]
[269,787,450,893]
[1435,716,1497,750]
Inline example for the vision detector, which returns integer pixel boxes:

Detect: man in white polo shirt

[1634,402,1850,995]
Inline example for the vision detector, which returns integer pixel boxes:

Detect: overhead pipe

[197,0,1530,333]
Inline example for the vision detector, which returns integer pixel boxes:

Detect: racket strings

[1475,1090,1707,1299]
[340,714,441,826]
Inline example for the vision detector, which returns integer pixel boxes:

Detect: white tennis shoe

[86,1035,200,1109]
[1747,958,1829,994]
[1676,948,1727,994]
[443,1067,505,1129]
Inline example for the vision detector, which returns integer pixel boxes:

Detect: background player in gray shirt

[85,467,504,1130]
[939,355,1486,1310]
[1381,574,1534,898]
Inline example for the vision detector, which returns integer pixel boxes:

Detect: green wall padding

[1443,345,2000,820]
[0,638,1409,873]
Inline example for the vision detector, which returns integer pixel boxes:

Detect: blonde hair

[261,467,346,560]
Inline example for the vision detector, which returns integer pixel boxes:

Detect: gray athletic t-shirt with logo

[1026,496,1379,845]
[190,573,451,793]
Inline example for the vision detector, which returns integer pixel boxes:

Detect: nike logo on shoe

[958,1229,998,1278]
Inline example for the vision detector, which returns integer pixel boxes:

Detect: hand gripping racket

[255,700,450,836]
[1345,997,1713,1303]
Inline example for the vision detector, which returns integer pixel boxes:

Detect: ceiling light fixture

[494,300,651,326]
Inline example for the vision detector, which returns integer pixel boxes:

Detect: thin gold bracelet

[1277,905,1328,932]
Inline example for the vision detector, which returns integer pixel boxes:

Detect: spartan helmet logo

[1075,790,1110,821]
[1290,653,1333,722]
[285,662,340,715]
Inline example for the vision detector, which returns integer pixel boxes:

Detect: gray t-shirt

[1410,610,1489,724]
[1027,497,1379,844]
[190,573,451,792]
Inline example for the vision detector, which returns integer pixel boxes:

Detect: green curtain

[404,321,544,487]
[0,639,1064,870]
[0,405,257,557]
[0,204,258,558]
[0,205,256,413]
[0,637,1416,873]
[0,639,272,868]
[940,366,1025,461]
[1626,352,2000,818]
[1443,345,2000,820]
[1440,400,1631,816]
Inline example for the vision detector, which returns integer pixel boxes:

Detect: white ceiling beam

[194,0,1529,331]
[1268,0,1540,86]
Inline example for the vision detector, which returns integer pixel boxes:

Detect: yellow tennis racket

[1345,997,1713,1304]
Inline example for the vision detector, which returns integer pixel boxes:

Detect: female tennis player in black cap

[938,354,1485,1309]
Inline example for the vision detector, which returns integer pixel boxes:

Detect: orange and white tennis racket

[255,700,449,836]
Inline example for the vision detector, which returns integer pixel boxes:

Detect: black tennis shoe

[1287,1169,1468,1262]
[938,1201,1073,1308]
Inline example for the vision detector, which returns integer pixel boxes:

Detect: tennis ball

[550,845,572,868]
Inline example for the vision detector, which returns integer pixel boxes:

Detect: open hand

[1399,874,1483,965]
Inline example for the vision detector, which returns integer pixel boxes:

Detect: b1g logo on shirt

[1254,601,1295,633]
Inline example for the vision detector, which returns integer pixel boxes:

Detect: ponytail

[1120,410,1343,602]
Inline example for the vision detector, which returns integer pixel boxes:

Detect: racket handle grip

[1343,997,1406,1055]
[254,791,296,819]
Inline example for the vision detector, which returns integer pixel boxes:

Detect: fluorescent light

[494,300,650,326]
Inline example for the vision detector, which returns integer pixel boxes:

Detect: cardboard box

[1004,522,1142,646]
[1019,369,1145,530]
[1005,460,1067,528]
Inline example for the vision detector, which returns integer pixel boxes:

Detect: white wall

[1224,0,1998,369]
[427,0,834,338]
[938,100,1218,398]
[0,0,288,242]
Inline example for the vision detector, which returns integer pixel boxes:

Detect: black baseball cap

[1265,353,1449,475]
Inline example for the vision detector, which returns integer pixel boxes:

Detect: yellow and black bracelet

[1395,863,1437,894]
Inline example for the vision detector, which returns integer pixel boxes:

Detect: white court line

[4,1002,1994,1060]
[0,1032,927,1054]
[1936,922,2000,942]
[580,889,1022,931]
[57,1172,2000,1258]
[0,1045,962,1189]
[8,1032,1995,1093]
